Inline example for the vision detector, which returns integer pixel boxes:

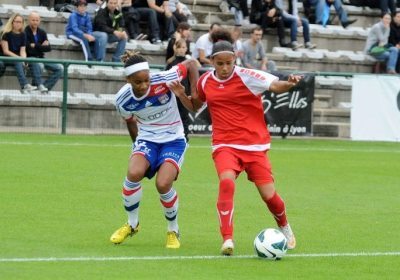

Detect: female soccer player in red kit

[171,40,302,256]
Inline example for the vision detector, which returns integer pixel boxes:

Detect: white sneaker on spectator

[305,42,317,49]
[290,42,303,50]
[21,84,36,94]
[38,84,48,94]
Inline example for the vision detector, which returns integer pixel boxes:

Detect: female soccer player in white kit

[110,50,198,248]
[173,40,302,255]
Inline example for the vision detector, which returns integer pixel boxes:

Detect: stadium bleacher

[0,0,393,138]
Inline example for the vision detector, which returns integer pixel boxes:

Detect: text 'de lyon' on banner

[351,75,400,142]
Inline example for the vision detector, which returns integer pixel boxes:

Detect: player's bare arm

[269,74,303,94]
[126,119,138,142]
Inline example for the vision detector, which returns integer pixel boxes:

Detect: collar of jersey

[130,84,151,101]
[211,66,235,83]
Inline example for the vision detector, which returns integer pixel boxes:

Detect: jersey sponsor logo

[239,68,266,81]
[145,101,152,107]
[154,85,166,94]
[218,84,224,88]
[147,107,172,120]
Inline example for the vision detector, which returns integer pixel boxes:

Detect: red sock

[264,191,287,227]
[217,179,235,241]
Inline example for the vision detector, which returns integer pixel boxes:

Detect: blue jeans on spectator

[282,13,311,44]
[29,62,62,90]
[136,7,161,41]
[68,31,107,61]
[107,34,127,62]
[307,0,349,25]
[0,60,5,77]
[5,62,29,88]
[372,47,399,72]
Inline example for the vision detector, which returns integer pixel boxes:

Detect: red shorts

[212,147,274,185]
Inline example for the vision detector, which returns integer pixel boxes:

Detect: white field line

[0,141,399,154]
[1,252,400,263]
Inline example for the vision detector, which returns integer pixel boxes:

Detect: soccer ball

[254,228,288,260]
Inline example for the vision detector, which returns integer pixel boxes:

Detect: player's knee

[155,178,173,193]
[219,178,235,196]
[127,171,144,183]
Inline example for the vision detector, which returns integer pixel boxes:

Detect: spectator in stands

[65,0,107,61]
[364,13,399,74]
[118,0,143,40]
[133,0,174,41]
[275,0,316,50]
[166,38,200,141]
[346,1,397,16]
[192,23,222,66]
[242,27,277,72]
[250,0,290,47]
[226,0,250,26]
[132,0,163,44]
[94,0,128,62]
[166,22,192,62]
[168,0,188,28]
[303,0,357,28]
[25,11,62,93]
[231,26,244,66]
[389,11,400,72]
[0,13,37,94]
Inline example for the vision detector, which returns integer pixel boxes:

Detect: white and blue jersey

[115,64,187,143]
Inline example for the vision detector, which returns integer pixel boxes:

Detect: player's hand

[168,80,185,97]
[288,74,303,86]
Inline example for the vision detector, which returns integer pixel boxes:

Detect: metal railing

[0,56,165,134]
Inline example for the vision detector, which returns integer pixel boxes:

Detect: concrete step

[313,108,350,123]
[313,122,350,138]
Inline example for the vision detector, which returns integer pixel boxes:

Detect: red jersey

[197,66,278,151]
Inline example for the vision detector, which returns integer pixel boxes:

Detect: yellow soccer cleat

[166,231,180,249]
[221,239,234,256]
[110,223,139,244]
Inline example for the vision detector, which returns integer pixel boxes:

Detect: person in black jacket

[93,0,127,62]
[389,11,400,72]
[25,11,62,93]
[250,0,289,47]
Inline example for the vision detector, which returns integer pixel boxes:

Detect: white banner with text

[351,75,400,142]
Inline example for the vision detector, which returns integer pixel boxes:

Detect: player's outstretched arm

[269,74,303,94]
[169,81,203,112]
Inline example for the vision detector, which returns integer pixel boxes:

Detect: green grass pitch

[0,133,399,279]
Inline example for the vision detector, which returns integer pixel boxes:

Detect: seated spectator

[347,0,397,16]
[226,0,250,26]
[275,0,316,50]
[303,0,357,28]
[389,11,400,72]
[242,26,277,72]
[94,0,128,62]
[65,0,107,61]
[165,38,200,141]
[0,13,36,94]
[25,11,62,93]
[132,0,162,44]
[133,0,174,41]
[165,21,192,62]
[231,26,244,66]
[118,0,142,40]
[168,0,188,28]
[192,23,222,66]
[364,13,398,74]
[250,0,289,47]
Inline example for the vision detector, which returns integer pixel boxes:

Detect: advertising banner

[351,75,400,142]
